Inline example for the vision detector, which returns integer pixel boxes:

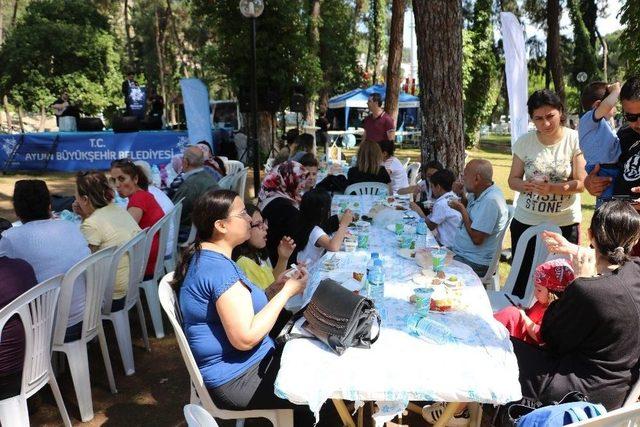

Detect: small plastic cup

[344,237,357,252]
[431,249,448,272]
[414,287,435,316]
[395,222,404,235]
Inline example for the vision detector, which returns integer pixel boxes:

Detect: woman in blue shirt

[171,189,312,420]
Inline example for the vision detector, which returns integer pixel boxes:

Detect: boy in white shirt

[410,169,461,248]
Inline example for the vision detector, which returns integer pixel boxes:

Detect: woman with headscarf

[258,161,307,264]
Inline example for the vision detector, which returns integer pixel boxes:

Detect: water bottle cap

[374,259,383,266]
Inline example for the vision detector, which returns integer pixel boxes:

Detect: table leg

[332,398,356,427]
[432,402,463,427]
[357,405,364,427]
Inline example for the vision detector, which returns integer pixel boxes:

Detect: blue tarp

[0,131,193,172]
[327,84,420,130]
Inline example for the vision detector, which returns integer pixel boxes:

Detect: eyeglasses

[227,209,251,222]
[624,113,640,123]
[250,219,268,229]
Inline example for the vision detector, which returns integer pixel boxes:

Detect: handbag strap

[275,309,311,346]
[370,311,382,344]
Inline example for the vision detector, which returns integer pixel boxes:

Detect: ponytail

[171,238,201,291]
[607,246,629,266]
[591,200,640,267]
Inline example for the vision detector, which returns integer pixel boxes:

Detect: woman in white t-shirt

[508,89,587,298]
[294,189,353,266]
[380,140,409,193]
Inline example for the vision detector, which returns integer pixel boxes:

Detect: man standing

[51,91,70,127]
[448,159,509,277]
[171,146,220,242]
[361,93,396,143]
[121,72,137,115]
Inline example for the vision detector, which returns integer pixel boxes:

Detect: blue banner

[0,131,192,172]
[180,78,212,146]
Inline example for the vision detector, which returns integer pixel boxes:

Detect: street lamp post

[239,0,264,197]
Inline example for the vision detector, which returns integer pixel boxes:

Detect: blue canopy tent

[327,84,420,131]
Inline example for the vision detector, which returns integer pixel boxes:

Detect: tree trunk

[38,105,46,132]
[595,27,608,82]
[3,96,12,131]
[0,0,4,45]
[546,0,565,104]
[412,0,465,176]
[124,0,134,67]
[385,0,405,125]
[155,8,167,121]
[17,105,24,133]
[370,0,386,84]
[11,0,18,27]
[354,0,366,33]
[257,111,274,156]
[305,0,321,135]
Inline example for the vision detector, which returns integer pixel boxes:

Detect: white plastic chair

[0,275,71,427]
[159,273,293,427]
[570,403,640,426]
[52,246,118,422]
[344,182,389,196]
[233,167,250,201]
[179,224,197,249]
[480,205,515,291]
[217,172,237,191]
[225,160,245,176]
[406,162,421,186]
[165,199,184,274]
[184,404,220,427]
[487,222,561,312]
[402,157,411,168]
[102,230,150,376]
[139,212,173,338]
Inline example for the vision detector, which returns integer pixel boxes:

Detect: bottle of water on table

[368,259,385,301]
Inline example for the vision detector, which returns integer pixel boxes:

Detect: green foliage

[0,0,121,114]
[191,0,323,111]
[620,0,640,77]
[568,0,600,92]
[463,0,499,147]
[319,0,365,97]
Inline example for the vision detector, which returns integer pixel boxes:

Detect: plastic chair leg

[48,369,72,427]
[235,420,245,427]
[136,299,151,351]
[62,342,94,422]
[0,396,29,427]
[108,310,136,376]
[140,280,165,339]
[97,324,118,394]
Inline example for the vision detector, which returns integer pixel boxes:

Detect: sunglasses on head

[624,113,640,123]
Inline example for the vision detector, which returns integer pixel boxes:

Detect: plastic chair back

[184,404,220,427]
[233,167,249,200]
[406,162,421,186]
[53,246,116,346]
[0,275,62,398]
[502,222,561,306]
[570,403,640,426]
[481,205,515,290]
[103,230,147,314]
[144,212,172,282]
[165,199,184,272]
[344,182,389,196]
[225,160,245,176]
[217,173,236,190]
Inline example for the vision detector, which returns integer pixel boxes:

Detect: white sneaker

[422,402,470,427]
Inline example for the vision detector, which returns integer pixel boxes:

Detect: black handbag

[277,279,381,355]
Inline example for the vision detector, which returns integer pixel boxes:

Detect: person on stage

[51,90,70,126]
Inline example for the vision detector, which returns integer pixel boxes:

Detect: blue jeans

[453,254,489,277]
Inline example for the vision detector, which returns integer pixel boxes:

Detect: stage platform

[0,130,191,172]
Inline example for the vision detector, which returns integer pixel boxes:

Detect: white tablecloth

[275,196,522,422]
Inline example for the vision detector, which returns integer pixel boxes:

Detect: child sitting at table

[410,169,461,248]
[294,189,353,266]
[494,258,575,345]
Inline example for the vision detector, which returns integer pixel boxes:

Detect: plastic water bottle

[151,164,162,187]
[368,259,385,301]
[366,252,379,276]
[416,219,428,235]
[406,315,456,345]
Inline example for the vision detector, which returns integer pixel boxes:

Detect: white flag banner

[500,12,529,146]
[180,78,212,146]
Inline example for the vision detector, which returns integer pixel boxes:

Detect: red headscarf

[533,258,575,293]
[257,161,307,210]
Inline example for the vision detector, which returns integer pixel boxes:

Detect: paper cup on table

[414,287,434,316]
[431,249,448,272]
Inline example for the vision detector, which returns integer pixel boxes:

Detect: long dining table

[275,195,522,426]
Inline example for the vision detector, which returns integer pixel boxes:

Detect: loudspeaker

[77,117,104,132]
[290,93,306,113]
[262,90,281,112]
[112,116,139,133]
